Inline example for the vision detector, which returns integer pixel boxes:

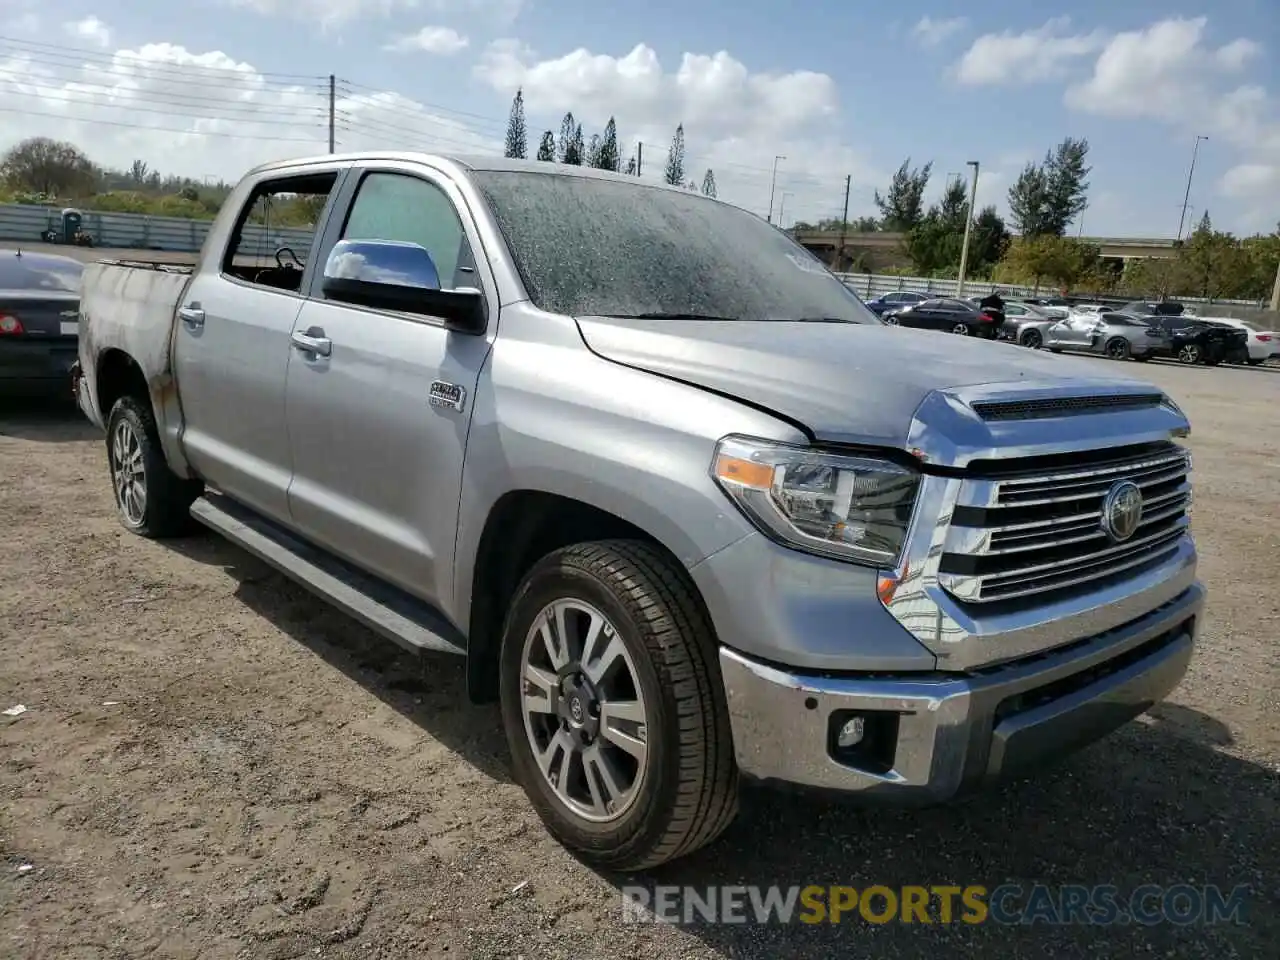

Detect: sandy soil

[1,358,1277,959]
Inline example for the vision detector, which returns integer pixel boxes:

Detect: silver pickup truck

[74,152,1204,870]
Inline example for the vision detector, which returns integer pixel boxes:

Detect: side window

[222,171,339,293]
[340,172,474,290]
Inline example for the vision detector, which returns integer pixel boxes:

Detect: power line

[0,35,323,83]
[0,104,327,143]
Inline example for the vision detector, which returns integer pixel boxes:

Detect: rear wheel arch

[96,349,150,423]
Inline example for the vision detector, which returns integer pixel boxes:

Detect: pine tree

[557,112,576,163]
[873,158,932,231]
[594,118,620,171]
[536,131,555,162]
[701,168,717,198]
[663,124,685,186]
[585,134,601,168]
[562,123,584,166]
[503,88,527,160]
[1043,137,1091,235]
[1195,210,1213,235]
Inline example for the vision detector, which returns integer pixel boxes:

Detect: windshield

[472,170,879,324]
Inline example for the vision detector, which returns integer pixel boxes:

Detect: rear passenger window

[340,173,474,290]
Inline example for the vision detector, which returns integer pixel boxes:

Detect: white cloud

[385,26,470,55]
[954,17,1107,86]
[1062,17,1280,210]
[471,39,880,224]
[911,16,967,48]
[225,0,521,28]
[65,17,110,48]
[0,40,500,183]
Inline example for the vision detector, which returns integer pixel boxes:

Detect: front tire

[499,540,738,871]
[1177,344,1202,365]
[105,396,201,538]
[1020,329,1043,349]
[951,322,970,335]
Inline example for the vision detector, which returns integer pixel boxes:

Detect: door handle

[291,330,332,357]
[178,305,204,329]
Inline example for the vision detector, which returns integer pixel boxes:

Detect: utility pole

[1176,135,1208,242]
[636,142,642,177]
[834,174,851,270]
[778,192,792,230]
[767,155,785,223]
[328,74,336,153]
[955,160,980,297]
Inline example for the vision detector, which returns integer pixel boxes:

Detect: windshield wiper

[793,316,858,323]
[609,312,740,321]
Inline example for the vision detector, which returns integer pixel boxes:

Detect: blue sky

[1,0,1277,236]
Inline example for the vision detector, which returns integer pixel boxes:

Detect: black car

[1119,300,1185,317]
[881,297,1001,338]
[1144,315,1247,365]
[863,290,930,316]
[0,249,84,396]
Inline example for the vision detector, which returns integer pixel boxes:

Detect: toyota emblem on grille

[1101,480,1144,542]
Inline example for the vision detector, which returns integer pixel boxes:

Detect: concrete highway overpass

[793,230,1180,271]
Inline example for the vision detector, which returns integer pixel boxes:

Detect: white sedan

[1199,316,1277,364]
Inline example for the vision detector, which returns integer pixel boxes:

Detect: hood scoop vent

[971,393,1164,422]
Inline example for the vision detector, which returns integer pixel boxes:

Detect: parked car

[971,297,1068,323]
[0,248,84,396]
[863,290,930,316]
[1068,303,1109,320]
[74,152,1204,871]
[1142,315,1248,365]
[882,297,1001,337]
[1197,316,1275,365]
[1043,311,1167,361]
[1119,300,1185,317]
[995,302,1058,347]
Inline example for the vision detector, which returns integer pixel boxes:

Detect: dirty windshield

[472,170,879,324]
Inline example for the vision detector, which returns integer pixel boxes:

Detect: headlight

[710,435,919,566]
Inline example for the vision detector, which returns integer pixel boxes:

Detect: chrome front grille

[939,443,1192,604]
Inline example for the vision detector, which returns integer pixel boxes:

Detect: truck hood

[575,316,1159,448]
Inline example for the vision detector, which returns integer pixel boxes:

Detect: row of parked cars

[861,290,1277,367]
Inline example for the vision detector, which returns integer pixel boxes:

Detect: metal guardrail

[833,271,1270,310]
[0,203,314,257]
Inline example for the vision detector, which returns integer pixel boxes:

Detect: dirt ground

[2,358,1278,959]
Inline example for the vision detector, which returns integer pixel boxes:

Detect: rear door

[282,162,496,606]
[173,165,346,519]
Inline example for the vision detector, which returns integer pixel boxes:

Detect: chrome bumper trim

[719,581,1203,798]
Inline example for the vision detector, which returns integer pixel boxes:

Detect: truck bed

[77,260,193,443]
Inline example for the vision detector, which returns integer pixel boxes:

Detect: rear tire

[1105,337,1130,361]
[499,540,739,871]
[1177,344,1202,365]
[1020,329,1043,349]
[105,396,202,538]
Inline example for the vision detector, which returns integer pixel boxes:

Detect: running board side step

[190,493,466,659]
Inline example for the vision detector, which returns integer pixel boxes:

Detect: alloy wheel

[520,599,649,823]
[110,419,147,525]
[1178,344,1201,364]
[952,323,970,335]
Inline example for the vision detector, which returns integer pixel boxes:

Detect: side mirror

[320,239,486,335]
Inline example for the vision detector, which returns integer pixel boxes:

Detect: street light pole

[778,192,792,229]
[1176,135,1208,242]
[767,155,785,223]
[955,160,980,298]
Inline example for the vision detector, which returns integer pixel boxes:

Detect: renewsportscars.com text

[620,884,1249,926]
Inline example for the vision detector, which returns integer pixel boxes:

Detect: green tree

[563,123,584,166]
[1195,210,1212,235]
[557,112,576,163]
[1,136,98,196]
[996,235,1100,288]
[593,118,620,171]
[664,124,686,186]
[1007,162,1052,236]
[969,206,1011,274]
[701,168,717,198]
[536,131,555,162]
[874,158,932,232]
[1043,137,1091,235]
[503,88,527,159]
[585,133,601,168]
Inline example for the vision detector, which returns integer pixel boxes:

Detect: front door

[283,166,495,607]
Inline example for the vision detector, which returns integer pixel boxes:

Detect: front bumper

[719,581,1203,799]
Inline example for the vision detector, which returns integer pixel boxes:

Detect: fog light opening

[828,710,901,776]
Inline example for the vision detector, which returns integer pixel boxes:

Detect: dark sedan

[1144,315,1248,365]
[881,297,1001,338]
[0,249,84,396]
[862,290,930,316]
